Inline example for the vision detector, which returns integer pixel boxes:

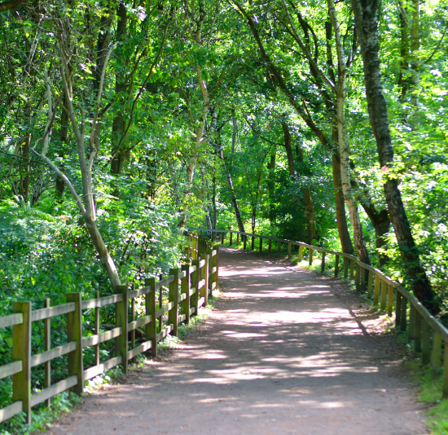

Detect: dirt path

[45,248,428,435]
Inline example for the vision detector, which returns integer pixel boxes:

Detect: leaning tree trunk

[351,0,438,312]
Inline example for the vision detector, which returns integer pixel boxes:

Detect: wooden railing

[0,236,219,425]
[194,228,448,399]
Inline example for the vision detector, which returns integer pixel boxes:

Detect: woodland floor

[42,247,428,435]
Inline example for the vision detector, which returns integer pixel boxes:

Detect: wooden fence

[0,235,218,425]
[195,228,448,400]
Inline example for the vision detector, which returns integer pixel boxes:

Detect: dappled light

[46,248,427,435]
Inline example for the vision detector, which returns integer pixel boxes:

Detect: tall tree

[351,0,438,312]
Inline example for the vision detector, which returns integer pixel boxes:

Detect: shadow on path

[44,247,427,435]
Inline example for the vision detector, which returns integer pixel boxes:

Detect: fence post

[251,235,255,251]
[268,239,272,254]
[12,302,31,425]
[387,284,394,316]
[414,310,422,353]
[192,259,200,316]
[309,248,313,266]
[400,297,407,331]
[288,243,292,260]
[221,232,224,244]
[200,255,210,306]
[131,284,136,351]
[208,245,214,296]
[395,292,402,329]
[344,257,349,279]
[443,344,448,399]
[44,298,51,408]
[373,273,380,306]
[334,255,339,277]
[422,321,431,365]
[349,259,355,281]
[395,290,404,330]
[94,291,100,367]
[182,265,191,325]
[355,264,360,291]
[298,245,303,262]
[66,293,83,394]
[145,278,157,358]
[243,234,247,250]
[169,269,180,337]
[214,244,220,291]
[360,267,366,292]
[259,237,262,253]
[320,252,326,274]
[380,280,387,311]
[229,232,232,246]
[237,233,240,246]
[367,270,373,298]
[277,241,281,255]
[408,304,416,341]
[431,332,442,376]
[115,285,129,374]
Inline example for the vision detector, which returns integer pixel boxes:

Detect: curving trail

[44,247,427,435]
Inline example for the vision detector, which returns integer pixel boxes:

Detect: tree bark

[111,1,128,176]
[329,0,370,264]
[267,148,276,225]
[282,122,316,244]
[56,26,121,291]
[331,134,354,255]
[55,96,69,200]
[360,201,390,265]
[351,0,438,312]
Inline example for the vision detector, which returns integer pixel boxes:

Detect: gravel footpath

[43,247,428,435]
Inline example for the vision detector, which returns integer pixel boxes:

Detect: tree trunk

[56,29,122,292]
[55,96,69,201]
[267,148,276,225]
[361,204,390,265]
[231,114,238,155]
[332,138,354,255]
[20,133,31,203]
[328,0,370,264]
[336,81,370,264]
[219,149,245,235]
[282,122,316,244]
[212,175,217,229]
[111,1,128,176]
[351,0,438,312]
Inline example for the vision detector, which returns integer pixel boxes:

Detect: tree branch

[31,149,86,215]
[0,0,26,12]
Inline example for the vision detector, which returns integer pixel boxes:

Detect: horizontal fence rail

[192,227,448,400]
[0,236,219,426]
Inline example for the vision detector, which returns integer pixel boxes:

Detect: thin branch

[281,0,336,92]
[31,149,86,215]
[422,20,448,65]
[0,0,26,12]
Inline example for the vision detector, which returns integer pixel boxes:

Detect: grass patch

[404,359,448,434]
